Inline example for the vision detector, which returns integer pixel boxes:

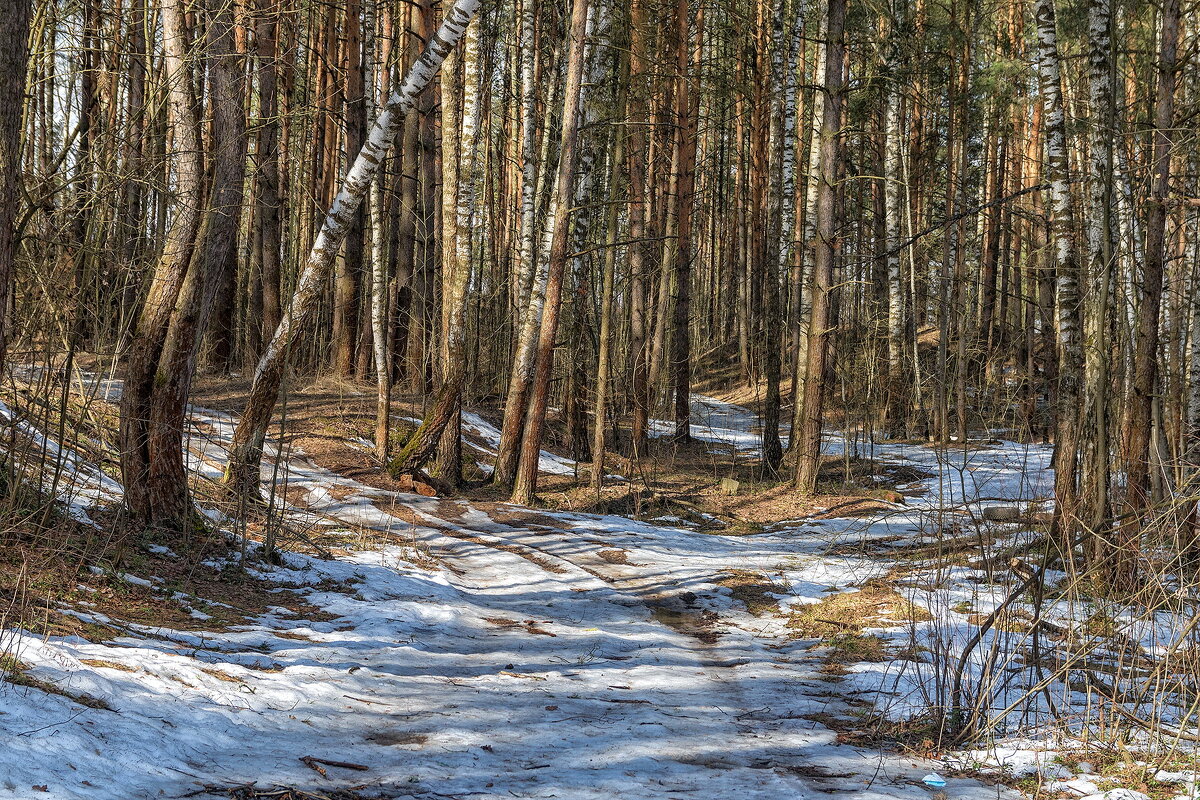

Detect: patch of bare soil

[650,605,724,644]
[190,376,491,496]
[483,617,557,636]
[716,570,787,615]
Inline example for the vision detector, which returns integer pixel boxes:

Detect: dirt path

[2,400,1026,800]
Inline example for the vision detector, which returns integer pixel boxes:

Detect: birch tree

[1033,0,1083,543]
[224,0,484,499]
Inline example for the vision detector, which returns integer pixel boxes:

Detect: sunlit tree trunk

[510,0,591,505]
[119,0,206,527]
[225,0,484,498]
[494,14,559,487]
[1034,0,1083,543]
[627,0,651,453]
[793,0,844,494]
[1080,0,1115,543]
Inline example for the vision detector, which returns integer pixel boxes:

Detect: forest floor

[0,377,1193,800]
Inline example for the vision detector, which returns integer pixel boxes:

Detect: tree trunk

[1080,0,1115,543]
[510,0,590,505]
[1034,0,1083,545]
[224,0,484,500]
[792,0,844,494]
[591,68,628,491]
[198,3,249,376]
[494,17,560,487]
[430,16,481,486]
[883,70,907,437]
[332,0,366,377]
[254,0,283,359]
[1118,0,1178,568]
[0,0,30,374]
[669,0,697,443]
[118,0,206,527]
[627,0,651,454]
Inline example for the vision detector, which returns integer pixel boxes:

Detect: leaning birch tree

[224,0,485,500]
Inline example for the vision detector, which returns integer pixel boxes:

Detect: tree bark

[792,0,844,494]
[1118,0,1178,567]
[118,0,206,527]
[0,0,30,374]
[224,0,484,500]
[1034,0,1083,544]
[510,0,590,505]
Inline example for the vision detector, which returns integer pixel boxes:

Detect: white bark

[225,0,483,493]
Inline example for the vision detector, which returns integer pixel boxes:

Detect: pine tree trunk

[1118,0,1178,569]
[792,0,844,494]
[333,0,366,377]
[591,69,629,491]
[627,0,651,453]
[118,0,206,526]
[0,0,29,373]
[254,0,283,358]
[510,0,590,505]
[669,0,697,443]
[197,3,249,375]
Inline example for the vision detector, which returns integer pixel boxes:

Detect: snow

[0,388,1158,799]
[461,410,581,476]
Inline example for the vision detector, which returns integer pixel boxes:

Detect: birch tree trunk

[882,10,907,438]
[789,8,826,451]
[1080,0,1115,541]
[494,24,560,488]
[1034,0,1084,544]
[224,0,484,500]
[883,85,907,438]
[369,0,393,461]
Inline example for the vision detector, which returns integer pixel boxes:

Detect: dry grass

[787,579,932,638]
[716,570,786,615]
[1,654,112,709]
[597,548,630,564]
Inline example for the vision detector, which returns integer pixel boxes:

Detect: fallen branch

[299,755,370,777]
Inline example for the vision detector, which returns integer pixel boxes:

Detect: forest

[0,0,1197,795]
